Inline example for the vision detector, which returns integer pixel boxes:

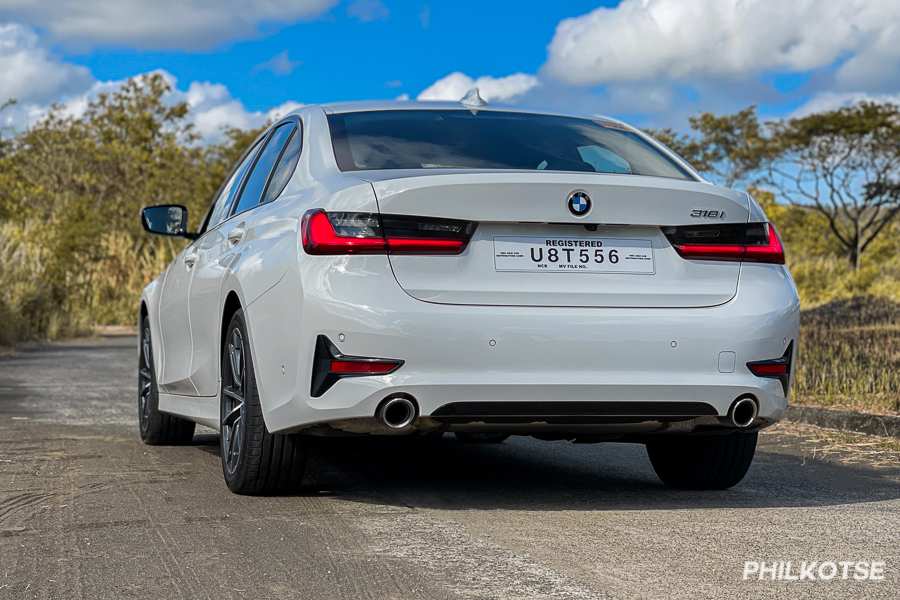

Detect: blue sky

[69,1,608,111]
[1,0,897,142]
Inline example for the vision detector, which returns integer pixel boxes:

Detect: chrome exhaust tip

[376,394,418,431]
[729,396,759,428]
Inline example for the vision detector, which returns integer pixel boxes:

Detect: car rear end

[277,107,800,443]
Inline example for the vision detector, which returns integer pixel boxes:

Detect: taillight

[663,222,785,264]
[301,209,475,255]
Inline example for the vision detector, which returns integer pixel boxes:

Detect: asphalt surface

[1,336,897,600]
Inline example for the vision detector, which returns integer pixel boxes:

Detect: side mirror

[141,205,196,239]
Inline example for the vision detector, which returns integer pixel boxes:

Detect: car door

[185,139,264,397]
[157,241,198,395]
[188,121,298,396]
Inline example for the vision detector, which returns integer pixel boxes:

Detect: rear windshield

[327,110,693,180]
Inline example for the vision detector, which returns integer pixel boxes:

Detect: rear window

[327,110,692,180]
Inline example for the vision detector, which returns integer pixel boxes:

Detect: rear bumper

[258,257,800,435]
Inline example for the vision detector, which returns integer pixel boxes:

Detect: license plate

[493,236,655,274]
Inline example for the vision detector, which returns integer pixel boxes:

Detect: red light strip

[386,237,465,253]
[747,362,788,376]
[329,359,401,375]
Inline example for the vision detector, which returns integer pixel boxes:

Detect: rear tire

[454,432,510,444]
[220,309,307,495]
[646,432,757,490]
[138,316,196,445]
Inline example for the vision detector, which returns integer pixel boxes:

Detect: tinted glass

[328,110,691,180]
[263,126,301,204]
[232,123,294,216]
[206,141,261,230]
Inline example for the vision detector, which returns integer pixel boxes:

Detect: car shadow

[193,432,900,511]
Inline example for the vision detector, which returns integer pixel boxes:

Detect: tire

[646,432,758,490]
[220,309,307,495]
[138,316,196,445]
[454,432,510,444]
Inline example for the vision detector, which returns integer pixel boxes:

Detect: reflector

[747,362,788,376]
[330,359,402,375]
[310,335,404,397]
[746,341,794,395]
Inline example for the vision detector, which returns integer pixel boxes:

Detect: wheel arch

[219,288,277,433]
[221,291,244,359]
[138,299,161,380]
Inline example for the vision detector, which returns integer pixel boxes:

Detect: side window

[263,126,302,204]
[231,123,294,217]
[206,142,262,230]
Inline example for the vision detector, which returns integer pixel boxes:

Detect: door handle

[183,249,198,268]
[228,226,246,247]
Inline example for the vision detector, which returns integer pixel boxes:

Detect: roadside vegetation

[0,74,261,345]
[795,297,899,414]
[0,74,897,413]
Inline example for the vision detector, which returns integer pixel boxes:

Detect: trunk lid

[360,171,750,308]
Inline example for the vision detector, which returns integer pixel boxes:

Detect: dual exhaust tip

[728,396,759,428]
[376,394,418,431]
[376,394,758,431]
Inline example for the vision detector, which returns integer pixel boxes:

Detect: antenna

[459,87,487,108]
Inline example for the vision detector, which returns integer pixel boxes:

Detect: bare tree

[646,106,768,188]
[765,102,900,269]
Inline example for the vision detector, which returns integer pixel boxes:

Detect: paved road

[1,336,897,600]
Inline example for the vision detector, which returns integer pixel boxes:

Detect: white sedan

[138,99,799,494]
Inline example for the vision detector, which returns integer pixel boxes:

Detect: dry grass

[764,421,900,469]
[794,296,900,414]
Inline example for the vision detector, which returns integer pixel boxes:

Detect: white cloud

[181,80,261,140]
[2,66,303,144]
[254,51,301,76]
[0,0,337,50]
[135,78,302,143]
[544,0,900,88]
[833,21,900,92]
[791,91,900,117]
[417,72,539,103]
[0,24,304,143]
[266,100,305,122]
[0,23,92,104]
[347,0,389,23]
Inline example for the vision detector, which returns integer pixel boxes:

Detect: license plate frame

[493,236,655,275]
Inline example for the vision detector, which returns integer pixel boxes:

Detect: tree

[0,73,226,330]
[0,99,15,219]
[646,106,768,187]
[765,102,900,270]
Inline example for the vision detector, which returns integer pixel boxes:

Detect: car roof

[293,99,626,126]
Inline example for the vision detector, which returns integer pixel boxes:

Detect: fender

[140,276,165,381]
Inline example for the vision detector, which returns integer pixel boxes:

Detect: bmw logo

[567,191,592,217]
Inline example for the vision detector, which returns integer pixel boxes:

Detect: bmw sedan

[138,99,799,494]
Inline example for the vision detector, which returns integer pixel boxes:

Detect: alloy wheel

[222,327,246,474]
[138,324,153,428]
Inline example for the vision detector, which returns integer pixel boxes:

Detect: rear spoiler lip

[350,168,703,184]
